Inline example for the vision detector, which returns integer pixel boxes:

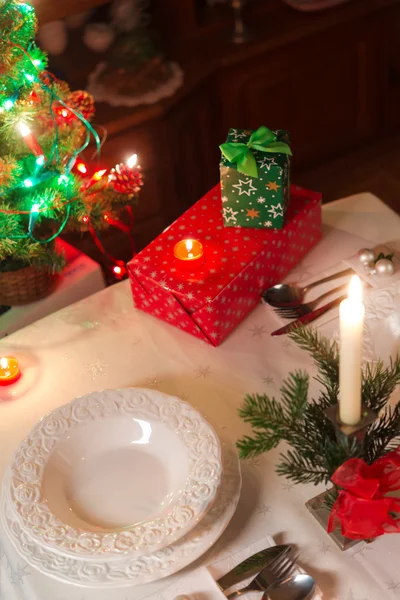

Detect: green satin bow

[219,126,292,178]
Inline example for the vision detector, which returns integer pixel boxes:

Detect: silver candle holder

[305,402,378,550]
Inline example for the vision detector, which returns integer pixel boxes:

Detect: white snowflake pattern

[264,221,272,227]
[232,178,257,196]
[86,359,108,381]
[222,195,229,203]
[9,563,30,585]
[223,206,239,223]
[249,324,267,338]
[177,283,184,291]
[257,196,266,203]
[193,365,211,379]
[155,245,163,251]
[143,256,151,262]
[186,292,195,300]
[268,203,284,219]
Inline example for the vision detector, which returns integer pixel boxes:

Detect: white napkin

[266,245,400,333]
[154,536,322,600]
[343,244,400,289]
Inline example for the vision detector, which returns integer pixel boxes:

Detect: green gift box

[219,126,292,229]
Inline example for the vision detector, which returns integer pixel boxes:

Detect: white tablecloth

[1,192,400,600]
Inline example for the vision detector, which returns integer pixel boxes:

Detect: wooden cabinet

[218,18,379,168]
[383,5,400,130]
[58,0,400,261]
[165,80,221,215]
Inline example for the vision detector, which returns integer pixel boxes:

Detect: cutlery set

[176,544,315,600]
[262,268,354,335]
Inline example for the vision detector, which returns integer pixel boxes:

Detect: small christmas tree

[0,1,143,277]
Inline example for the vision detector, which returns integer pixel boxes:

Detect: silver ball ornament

[375,258,395,277]
[358,248,375,265]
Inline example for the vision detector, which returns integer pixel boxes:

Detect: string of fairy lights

[0,0,143,278]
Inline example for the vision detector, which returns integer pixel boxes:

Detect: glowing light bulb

[82,215,89,223]
[33,59,41,67]
[61,109,69,118]
[3,99,14,111]
[24,73,34,82]
[36,155,45,166]
[93,169,107,181]
[31,203,40,213]
[24,178,33,188]
[58,174,69,184]
[127,154,137,168]
[77,162,87,174]
[113,265,122,275]
[18,122,31,137]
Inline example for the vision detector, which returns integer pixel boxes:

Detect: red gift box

[128,184,321,345]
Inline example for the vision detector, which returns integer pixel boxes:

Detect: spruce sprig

[237,327,400,485]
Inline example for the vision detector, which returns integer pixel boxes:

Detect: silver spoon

[262,268,353,308]
[264,573,316,600]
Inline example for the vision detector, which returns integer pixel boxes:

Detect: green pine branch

[237,326,400,487]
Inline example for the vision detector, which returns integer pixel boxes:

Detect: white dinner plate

[6,389,222,560]
[1,436,241,587]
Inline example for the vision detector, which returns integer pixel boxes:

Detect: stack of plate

[1,388,241,588]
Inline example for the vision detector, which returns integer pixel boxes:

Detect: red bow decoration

[327,447,400,540]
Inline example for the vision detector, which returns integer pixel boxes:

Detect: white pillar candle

[339,275,365,425]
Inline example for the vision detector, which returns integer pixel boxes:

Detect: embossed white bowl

[1,436,241,587]
[7,389,222,560]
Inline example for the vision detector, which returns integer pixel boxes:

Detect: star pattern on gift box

[246,208,260,220]
[267,181,281,191]
[268,203,284,219]
[128,184,321,345]
[229,128,248,140]
[223,206,239,223]
[232,178,257,196]
[259,156,277,171]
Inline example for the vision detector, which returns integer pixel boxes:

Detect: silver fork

[274,283,347,319]
[226,550,298,599]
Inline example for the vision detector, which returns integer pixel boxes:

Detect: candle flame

[185,240,193,253]
[348,275,363,303]
[0,357,8,369]
[18,121,31,137]
[127,154,137,169]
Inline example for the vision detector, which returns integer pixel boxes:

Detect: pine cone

[67,90,95,121]
[109,163,143,194]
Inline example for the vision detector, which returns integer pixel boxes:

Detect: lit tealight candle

[339,275,365,425]
[0,356,20,385]
[174,239,204,263]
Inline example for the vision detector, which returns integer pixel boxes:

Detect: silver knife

[271,294,347,336]
[216,544,290,592]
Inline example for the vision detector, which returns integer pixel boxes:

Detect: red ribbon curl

[327,447,400,539]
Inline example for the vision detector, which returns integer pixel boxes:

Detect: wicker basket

[0,265,56,306]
